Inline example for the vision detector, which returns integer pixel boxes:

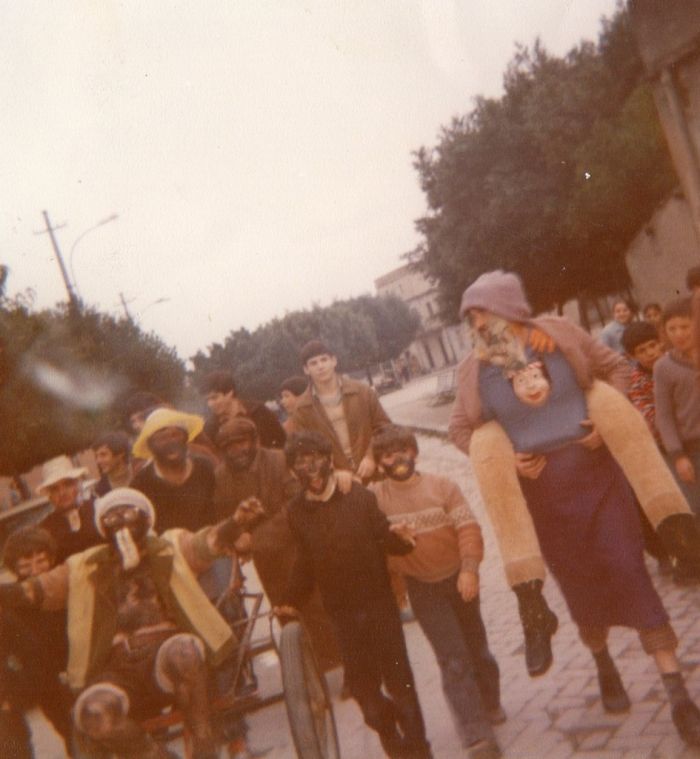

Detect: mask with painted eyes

[509,363,551,408]
[469,313,527,371]
[101,506,151,570]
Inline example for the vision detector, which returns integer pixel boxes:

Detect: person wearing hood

[449,270,700,746]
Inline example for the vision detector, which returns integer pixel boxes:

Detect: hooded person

[449,270,700,746]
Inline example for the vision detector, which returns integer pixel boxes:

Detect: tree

[0,294,185,477]
[411,6,676,320]
[191,294,420,399]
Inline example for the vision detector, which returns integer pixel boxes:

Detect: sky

[1,0,618,361]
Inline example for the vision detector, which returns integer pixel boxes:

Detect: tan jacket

[290,376,391,471]
[448,316,630,454]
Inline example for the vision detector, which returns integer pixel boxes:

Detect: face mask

[384,455,416,482]
[103,509,150,570]
[470,314,527,372]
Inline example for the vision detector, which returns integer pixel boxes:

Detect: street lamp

[69,213,119,298]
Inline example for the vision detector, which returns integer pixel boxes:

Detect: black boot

[656,514,700,585]
[513,580,558,677]
[592,648,630,713]
[663,672,700,745]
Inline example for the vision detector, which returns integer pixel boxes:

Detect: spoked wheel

[279,620,341,759]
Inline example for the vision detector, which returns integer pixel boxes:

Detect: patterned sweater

[628,362,661,446]
[369,472,483,583]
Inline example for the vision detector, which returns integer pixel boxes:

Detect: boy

[276,431,432,759]
[278,375,308,434]
[654,298,700,515]
[370,426,502,759]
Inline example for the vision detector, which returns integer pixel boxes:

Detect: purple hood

[459,270,532,322]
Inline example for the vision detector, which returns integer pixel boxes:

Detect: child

[370,426,503,759]
[654,298,700,516]
[277,431,432,759]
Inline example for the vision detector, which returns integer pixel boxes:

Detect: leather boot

[593,648,630,713]
[513,580,558,677]
[672,700,700,746]
[656,514,700,585]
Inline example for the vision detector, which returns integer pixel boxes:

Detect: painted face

[466,309,526,369]
[632,339,664,370]
[46,478,80,512]
[222,435,257,472]
[292,452,332,495]
[303,354,337,386]
[147,426,188,466]
[511,363,551,407]
[101,505,151,570]
[665,316,693,354]
[14,550,52,580]
[206,390,234,417]
[613,302,632,325]
[380,446,417,482]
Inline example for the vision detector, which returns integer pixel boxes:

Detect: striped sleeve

[443,480,483,572]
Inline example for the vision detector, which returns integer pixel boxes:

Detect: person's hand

[233,497,265,527]
[515,452,546,479]
[233,532,253,562]
[356,455,376,480]
[335,469,355,494]
[389,521,417,547]
[273,605,300,623]
[457,570,479,602]
[675,455,696,484]
[578,420,603,450]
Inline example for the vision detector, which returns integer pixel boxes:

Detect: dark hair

[622,321,660,354]
[92,430,131,458]
[372,425,418,462]
[662,297,692,325]
[279,376,309,397]
[300,340,334,366]
[216,417,257,446]
[642,302,662,316]
[285,431,332,468]
[200,370,236,396]
[122,391,163,421]
[687,266,700,291]
[3,527,57,572]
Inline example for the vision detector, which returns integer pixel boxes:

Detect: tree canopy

[411,8,677,320]
[0,283,185,476]
[191,294,420,399]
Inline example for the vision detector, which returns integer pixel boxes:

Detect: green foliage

[0,294,185,476]
[191,294,420,399]
[411,6,676,318]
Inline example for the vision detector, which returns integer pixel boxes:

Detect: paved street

[26,376,700,757]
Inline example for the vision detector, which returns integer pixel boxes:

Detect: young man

[654,298,700,516]
[290,340,391,488]
[130,407,217,533]
[370,426,502,759]
[0,527,72,756]
[599,299,635,354]
[201,370,286,450]
[36,455,103,563]
[0,487,265,759]
[92,430,133,496]
[277,431,431,759]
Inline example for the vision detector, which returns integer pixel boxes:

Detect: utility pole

[37,210,81,311]
[119,291,134,321]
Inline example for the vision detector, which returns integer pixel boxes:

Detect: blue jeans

[405,572,499,747]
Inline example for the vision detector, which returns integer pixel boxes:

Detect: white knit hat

[94,487,156,537]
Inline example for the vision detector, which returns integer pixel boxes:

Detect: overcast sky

[1,0,618,360]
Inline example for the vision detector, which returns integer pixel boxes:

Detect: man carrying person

[37,454,103,563]
[92,430,133,496]
[290,340,391,488]
[0,487,265,759]
[276,431,431,759]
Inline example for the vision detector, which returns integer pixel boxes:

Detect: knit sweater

[653,350,700,457]
[369,473,483,582]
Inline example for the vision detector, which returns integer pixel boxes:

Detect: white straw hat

[37,455,88,494]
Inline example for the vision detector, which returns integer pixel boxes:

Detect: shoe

[513,580,558,677]
[658,515,700,585]
[672,699,700,745]
[486,705,507,725]
[598,669,631,713]
[466,738,502,759]
[672,557,700,586]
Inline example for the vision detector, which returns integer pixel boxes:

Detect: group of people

[2,269,700,759]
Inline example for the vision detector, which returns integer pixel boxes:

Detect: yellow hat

[132,407,204,460]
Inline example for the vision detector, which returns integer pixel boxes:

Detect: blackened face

[147,426,188,466]
[292,452,332,495]
[379,446,417,481]
[222,435,257,472]
[101,505,150,546]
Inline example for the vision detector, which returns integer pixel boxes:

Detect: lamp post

[69,213,119,299]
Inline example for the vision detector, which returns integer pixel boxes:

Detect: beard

[471,316,527,372]
[384,456,416,482]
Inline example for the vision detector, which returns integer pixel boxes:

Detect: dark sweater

[131,456,216,532]
[39,500,103,563]
[285,482,412,613]
[204,400,286,450]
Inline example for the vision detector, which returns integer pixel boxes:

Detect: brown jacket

[448,315,630,454]
[290,376,391,471]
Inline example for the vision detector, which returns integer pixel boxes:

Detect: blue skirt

[520,444,668,631]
